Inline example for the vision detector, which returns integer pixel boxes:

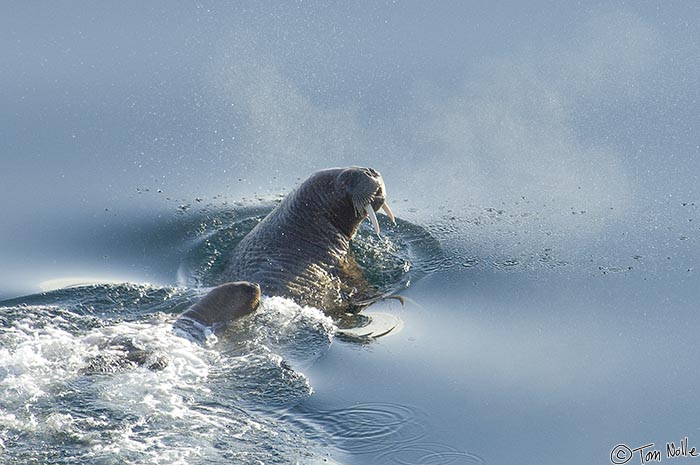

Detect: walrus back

[223,170,354,309]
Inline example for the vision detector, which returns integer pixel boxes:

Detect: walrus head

[326,167,395,238]
[183,281,261,327]
[340,167,395,236]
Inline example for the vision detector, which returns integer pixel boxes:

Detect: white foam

[257,295,335,335]
[0,298,339,463]
[0,312,85,406]
[0,312,227,462]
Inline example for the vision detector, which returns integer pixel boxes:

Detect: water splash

[177,205,446,296]
[0,285,342,464]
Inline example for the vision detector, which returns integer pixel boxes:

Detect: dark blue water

[3,2,700,464]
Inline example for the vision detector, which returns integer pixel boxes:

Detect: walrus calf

[223,167,395,313]
[174,281,261,340]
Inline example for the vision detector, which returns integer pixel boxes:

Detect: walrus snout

[229,281,261,314]
[248,282,262,311]
[339,166,396,236]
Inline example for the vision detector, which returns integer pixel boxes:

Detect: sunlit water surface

[2,201,700,464]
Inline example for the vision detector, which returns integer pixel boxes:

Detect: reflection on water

[2,192,700,465]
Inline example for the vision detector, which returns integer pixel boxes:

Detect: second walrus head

[178,281,261,328]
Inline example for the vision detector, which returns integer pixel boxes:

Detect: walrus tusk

[364,203,381,236]
[381,202,396,225]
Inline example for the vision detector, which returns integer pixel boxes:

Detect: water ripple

[289,402,427,455]
[376,442,485,465]
[286,402,482,463]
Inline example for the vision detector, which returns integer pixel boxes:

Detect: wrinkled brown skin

[223,167,387,314]
[178,281,261,326]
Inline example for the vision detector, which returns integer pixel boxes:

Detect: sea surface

[2,200,700,464]
[2,2,700,464]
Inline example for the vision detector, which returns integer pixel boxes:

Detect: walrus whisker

[364,203,381,236]
[352,194,373,217]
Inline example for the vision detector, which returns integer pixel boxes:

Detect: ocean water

[0,209,444,464]
[2,2,700,464]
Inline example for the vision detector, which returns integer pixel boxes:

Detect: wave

[0,284,336,464]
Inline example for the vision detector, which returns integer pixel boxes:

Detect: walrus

[223,167,395,313]
[81,282,261,372]
[173,281,261,340]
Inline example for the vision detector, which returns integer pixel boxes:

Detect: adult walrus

[173,281,261,340]
[223,167,395,313]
